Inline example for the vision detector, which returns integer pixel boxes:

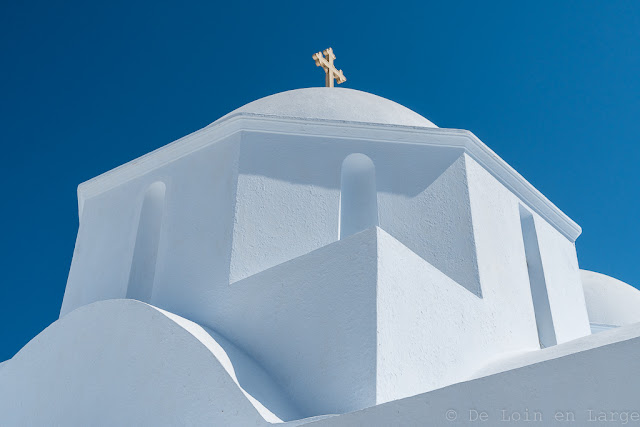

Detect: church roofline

[77,113,582,242]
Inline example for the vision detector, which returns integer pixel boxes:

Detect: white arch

[126,181,166,302]
[339,153,378,240]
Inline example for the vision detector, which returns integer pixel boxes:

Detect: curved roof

[581,269,640,326]
[1,299,299,424]
[216,88,437,128]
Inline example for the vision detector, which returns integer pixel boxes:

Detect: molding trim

[77,113,581,241]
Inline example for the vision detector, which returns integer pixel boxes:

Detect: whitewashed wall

[57,112,589,420]
[1,299,296,426]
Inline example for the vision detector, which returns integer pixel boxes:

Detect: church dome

[581,269,640,327]
[216,88,437,128]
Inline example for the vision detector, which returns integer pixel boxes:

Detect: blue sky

[1,1,639,361]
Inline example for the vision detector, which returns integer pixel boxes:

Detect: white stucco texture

[581,269,640,327]
[58,120,589,418]
[216,87,438,128]
[0,299,301,426]
[304,323,640,426]
[19,87,607,425]
[222,227,379,417]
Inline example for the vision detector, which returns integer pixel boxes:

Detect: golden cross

[312,47,346,87]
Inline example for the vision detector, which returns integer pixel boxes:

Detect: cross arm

[313,52,330,69]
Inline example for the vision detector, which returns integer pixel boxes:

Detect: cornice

[77,113,581,241]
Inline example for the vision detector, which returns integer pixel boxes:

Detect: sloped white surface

[0,299,300,426]
[473,321,640,379]
[303,322,640,426]
[581,269,640,327]
[216,88,437,128]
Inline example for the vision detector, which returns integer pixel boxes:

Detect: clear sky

[1,0,639,361]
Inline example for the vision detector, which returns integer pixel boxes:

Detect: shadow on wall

[126,181,166,303]
[239,133,463,197]
[201,326,303,422]
[520,205,557,348]
[233,135,481,295]
[340,153,379,240]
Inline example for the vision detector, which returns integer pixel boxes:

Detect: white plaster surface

[230,135,476,289]
[226,223,533,416]
[465,156,590,345]
[581,269,640,327]
[216,87,437,128]
[12,88,615,425]
[61,135,241,317]
[519,206,557,347]
[73,110,580,244]
[339,153,378,239]
[0,299,299,425]
[58,124,588,421]
[532,211,591,343]
[222,227,379,417]
[304,322,640,426]
[377,152,480,295]
[376,227,482,402]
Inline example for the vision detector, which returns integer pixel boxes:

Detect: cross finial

[312,47,347,87]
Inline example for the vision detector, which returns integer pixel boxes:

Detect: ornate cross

[312,47,347,87]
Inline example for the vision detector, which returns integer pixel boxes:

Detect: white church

[2,65,640,425]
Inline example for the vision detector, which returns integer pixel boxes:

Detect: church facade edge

[76,113,581,242]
